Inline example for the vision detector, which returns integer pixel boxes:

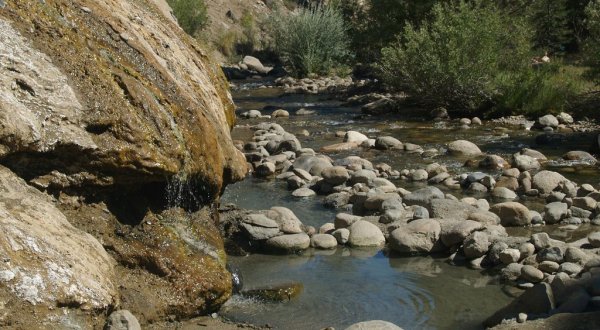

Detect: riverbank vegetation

[169,0,600,117]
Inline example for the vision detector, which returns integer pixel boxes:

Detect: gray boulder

[345,320,404,330]
[462,231,490,259]
[310,234,338,249]
[266,207,304,234]
[447,140,482,156]
[242,214,281,240]
[375,136,402,150]
[389,219,442,254]
[544,202,568,224]
[266,233,310,252]
[403,187,445,208]
[490,202,532,226]
[532,171,568,195]
[348,220,386,247]
[321,166,350,185]
[484,283,555,327]
[105,310,141,330]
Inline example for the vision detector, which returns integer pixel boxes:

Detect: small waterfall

[165,172,212,211]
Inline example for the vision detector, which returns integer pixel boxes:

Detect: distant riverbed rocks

[228,115,600,327]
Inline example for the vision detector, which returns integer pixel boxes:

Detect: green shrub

[379,1,532,112]
[216,30,240,59]
[494,63,587,116]
[269,6,351,77]
[167,0,208,36]
[585,0,600,84]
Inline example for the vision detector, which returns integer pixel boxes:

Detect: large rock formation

[0,0,247,327]
[0,166,117,309]
[0,0,246,195]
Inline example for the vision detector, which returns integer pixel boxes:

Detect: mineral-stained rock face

[0,0,248,326]
[0,0,246,195]
[0,166,117,310]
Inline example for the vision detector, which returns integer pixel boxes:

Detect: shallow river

[220,83,599,329]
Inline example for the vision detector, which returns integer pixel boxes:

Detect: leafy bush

[167,0,208,36]
[269,6,351,77]
[585,0,600,84]
[494,63,586,116]
[379,1,532,112]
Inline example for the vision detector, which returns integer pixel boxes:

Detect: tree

[530,0,571,53]
[584,0,600,83]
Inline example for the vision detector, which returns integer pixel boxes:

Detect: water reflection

[222,251,511,330]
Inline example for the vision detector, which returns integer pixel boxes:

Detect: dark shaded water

[220,83,599,329]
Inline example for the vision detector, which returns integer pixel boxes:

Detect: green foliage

[167,0,209,37]
[379,1,532,112]
[238,10,260,54]
[529,0,571,52]
[269,6,351,77]
[495,63,586,116]
[215,30,240,59]
[584,0,600,83]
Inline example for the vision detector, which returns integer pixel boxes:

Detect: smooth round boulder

[411,169,428,181]
[389,219,442,254]
[499,248,521,265]
[266,233,310,252]
[266,207,304,234]
[538,261,560,273]
[512,154,541,171]
[272,109,289,118]
[544,202,568,224]
[440,220,483,247]
[348,220,385,247]
[521,265,544,283]
[403,187,445,208]
[479,155,509,170]
[447,140,482,156]
[490,202,532,226]
[538,114,559,128]
[532,171,568,195]
[462,231,490,259]
[491,187,517,200]
[345,320,404,330]
[105,310,141,330]
[332,228,350,244]
[344,131,369,144]
[350,169,377,185]
[321,166,350,185]
[588,232,600,248]
[310,234,338,249]
[292,188,316,198]
[374,136,402,150]
[563,151,597,163]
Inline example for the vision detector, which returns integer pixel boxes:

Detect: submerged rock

[241,282,304,302]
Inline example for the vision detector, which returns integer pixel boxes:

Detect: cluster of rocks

[233,118,600,326]
[235,206,386,253]
[275,76,370,95]
[483,231,600,326]
[492,112,600,134]
[222,55,275,80]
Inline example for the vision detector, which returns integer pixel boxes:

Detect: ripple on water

[221,251,511,330]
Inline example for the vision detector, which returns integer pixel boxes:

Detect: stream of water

[220,83,600,329]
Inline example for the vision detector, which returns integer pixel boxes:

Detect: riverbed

[220,83,600,329]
